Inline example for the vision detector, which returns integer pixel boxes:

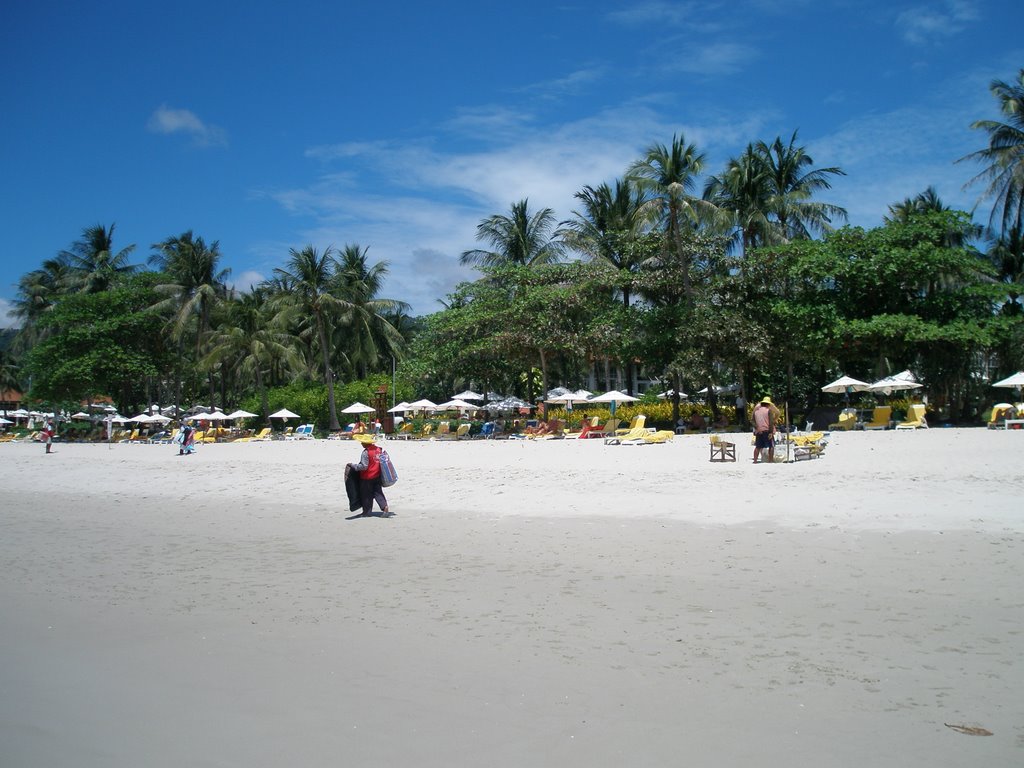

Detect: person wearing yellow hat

[348,433,391,517]
[752,396,781,463]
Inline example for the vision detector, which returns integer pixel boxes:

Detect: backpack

[379,449,398,487]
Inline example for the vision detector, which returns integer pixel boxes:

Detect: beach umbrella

[0,417,11,425]
[451,390,484,401]
[341,402,377,414]
[71,411,91,419]
[435,399,476,410]
[869,371,922,395]
[269,408,300,420]
[226,409,258,420]
[657,390,688,400]
[487,396,533,411]
[821,375,871,393]
[589,389,638,416]
[203,410,230,421]
[407,399,437,411]
[697,383,738,395]
[387,402,410,413]
[128,413,154,423]
[993,371,1024,399]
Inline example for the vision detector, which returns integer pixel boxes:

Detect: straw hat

[354,433,375,445]
[760,396,773,405]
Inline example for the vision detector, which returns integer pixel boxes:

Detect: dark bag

[344,464,363,511]
[379,450,398,487]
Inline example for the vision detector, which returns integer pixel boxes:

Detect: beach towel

[379,450,398,487]
[344,465,363,512]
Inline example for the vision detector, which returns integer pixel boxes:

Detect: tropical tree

[460,199,566,268]
[703,143,774,254]
[150,231,230,404]
[987,224,1024,315]
[756,131,847,243]
[961,68,1024,234]
[332,244,409,379]
[273,245,354,431]
[10,257,73,352]
[202,289,301,422]
[61,223,139,294]
[627,133,709,302]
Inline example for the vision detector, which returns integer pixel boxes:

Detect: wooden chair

[709,434,736,462]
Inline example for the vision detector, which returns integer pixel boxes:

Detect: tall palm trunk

[317,315,340,431]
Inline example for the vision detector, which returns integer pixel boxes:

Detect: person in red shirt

[348,434,391,517]
[42,421,55,454]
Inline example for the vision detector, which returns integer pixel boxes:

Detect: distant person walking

[42,421,54,454]
[348,433,391,517]
[752,396,780,464]
[177,423,196,456]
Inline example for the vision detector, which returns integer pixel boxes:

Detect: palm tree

[885,185,949,222]
[703,143,774,254]
[756,131,847,242]
[332,244,409,379]
[62,223,139,293]
[627,133,709,301]
[961,68,1024,234]
[460,199,566,267]
[988,224,1024,315]
[273,245,354,431]
[202,289,301,422]
[10,257,74,353]
[150,231,230,405]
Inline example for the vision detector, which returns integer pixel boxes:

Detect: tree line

[5,68,1023,428]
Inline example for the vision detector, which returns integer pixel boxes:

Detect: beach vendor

[42,421,54,454]
[347,434,391,517]
[752,396,780,464]
[176,423,196,456]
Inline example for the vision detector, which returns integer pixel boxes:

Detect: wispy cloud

[0,297,19,330]
[606,0,701,27]
[660,41,758,76]
[895,0,979,45]
[147,105,227,147]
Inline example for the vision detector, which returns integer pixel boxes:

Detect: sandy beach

[1,429,1022,766]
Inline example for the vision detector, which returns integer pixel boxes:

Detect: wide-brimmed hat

[760,396,773,405]
[354,433,375,445]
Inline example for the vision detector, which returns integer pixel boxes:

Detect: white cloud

[147,105,227,147]
[895,0,979,45]
[0,298,19,330]
[659,41,759,76]
[229,270,266,293]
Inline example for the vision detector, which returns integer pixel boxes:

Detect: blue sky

[1,0,1020,325]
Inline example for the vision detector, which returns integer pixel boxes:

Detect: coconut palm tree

[988,224,1024,315]
[202,289,301,422]
[331,244,409,379]
[62,223,139,293]
[460,199,566,267]
[10,257,74,352]
[627,133,709,301]
[149,231,230,405]
[756,131,847,242]
[961,68,1024,234]
[703,143,774,254]
[273,245,355,431]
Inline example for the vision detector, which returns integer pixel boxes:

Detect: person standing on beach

[752,396,780,463]
[42,421,54,454]
[348,433,391,517]
[178,423,196,456]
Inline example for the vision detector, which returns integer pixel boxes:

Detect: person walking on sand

[752,396,780,464]
[348,433,391,517]
[42,421,54,454]
[177,423,196,456]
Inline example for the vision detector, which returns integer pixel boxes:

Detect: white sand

[1,429,1022,766]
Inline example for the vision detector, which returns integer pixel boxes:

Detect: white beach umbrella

[488,396,533,411]
[225,409,258,420]
[128,413,154,423]
[71,411,91,419]
[451,390,484,401]
[341,401,377,414]
[993,371,1024,390]
[821,375,871,394]
[589,389,638,415]
[0,417,12,425]
[203,410,230,421]
[435,399,476,410]
[697,383,738,395]
[269,408,300,420]
[657,390,688,400]
[407,399,437,410]
[387,402,411,413]
[147,413,172,424]
[869,373,922,395]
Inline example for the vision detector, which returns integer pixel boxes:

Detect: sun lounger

[828,408,858,431]
[894,403,928,430]
[862,406,892,431]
